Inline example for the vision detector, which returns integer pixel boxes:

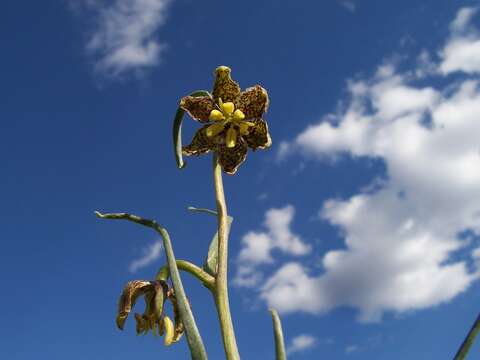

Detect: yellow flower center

[206,99,255,148]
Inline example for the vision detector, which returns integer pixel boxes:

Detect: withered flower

[180,66,272,174]
[117,279,184,345]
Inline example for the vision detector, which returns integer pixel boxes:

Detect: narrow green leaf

[187,206,218,217]
[203,216,233,276]
[159,226,209,360]
[173,90,212,169]
[270,309,287,360]
[454,313,480,360]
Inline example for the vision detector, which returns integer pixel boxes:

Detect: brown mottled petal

[182,125,217,156]
[143,291,156,319]
[217,137,248,175]
[153,281,168,320]
[134,313,148,334]
[179,96,215,123]
[212,67,241,102]
[244,118,272,150]
[236,85,269,120]
[117,280,152,330]
[170,296,185,343]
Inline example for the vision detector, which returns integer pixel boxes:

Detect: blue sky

[2,0,480,359]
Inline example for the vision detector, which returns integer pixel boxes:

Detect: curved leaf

[173,90,212,169]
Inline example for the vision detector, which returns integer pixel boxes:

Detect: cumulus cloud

[129,240,163,273]
[83,0,172,76]
[234,206,311,287]
[439,7,480,74]
[261,262,324,313]
[262,7,480,322]
[286,334,317,355]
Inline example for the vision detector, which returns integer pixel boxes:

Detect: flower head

[116,279,184,345]
[180,66,271,174]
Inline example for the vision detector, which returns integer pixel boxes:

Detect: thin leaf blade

[270,309,287,360]
[159,227,208,360]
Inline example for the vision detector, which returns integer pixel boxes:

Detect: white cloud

[84,0,172,75]
[129,240,163,273]
[440,7,480,74]
[338,1,356,13]
[261,262,324,313]
[450,7,478,34]
[286,334,317,355]
[415,50,437,78]
[262,7,480,322]
[234,206,311,287]
[345,345,359,354]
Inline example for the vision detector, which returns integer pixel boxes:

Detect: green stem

[454,313,480,360]
[270,309,287,360]
[212,154,240,360]
[156,260,215,291]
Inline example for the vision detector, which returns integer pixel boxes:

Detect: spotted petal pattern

[236,85,269,119]
[244,118,272,150]
[212,67,241,102]
[183,125,217,156]
[217,137,248,175]
[180,96,215,123]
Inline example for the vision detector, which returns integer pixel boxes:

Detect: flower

[116,279,184,344]
[180,65,272,174]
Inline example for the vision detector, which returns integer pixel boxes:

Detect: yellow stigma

[221,102,235,115]
[206,122,225,137]
[233,109,245,121]
[226,127,237,148]
[209,109,225,121]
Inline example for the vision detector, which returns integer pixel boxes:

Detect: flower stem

[212,154,240,360]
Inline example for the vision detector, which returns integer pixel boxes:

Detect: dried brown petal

[169,295,185,343]
[236,85,269,120]
[117,280,152,330]
[134,313,148,335]
[180,96,215,123]
[212,66,241,102]
[153,280,168,320]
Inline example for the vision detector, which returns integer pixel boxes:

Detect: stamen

[221,102,235,115]
[206,122,225,137]
[226,127,237,148]
[209,109,225,121]
[233,109,245,121]
[238,121,255,135]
